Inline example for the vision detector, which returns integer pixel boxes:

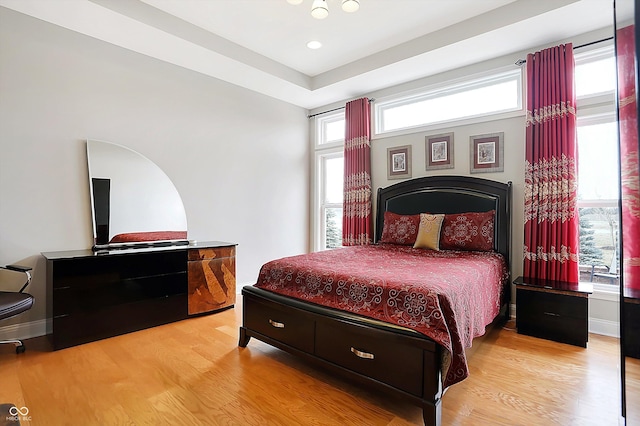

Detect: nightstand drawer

[516,287,588,347]
[517,289,586,319]
[517,314,587,347]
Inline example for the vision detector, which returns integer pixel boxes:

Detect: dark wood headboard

[375,175,512,266]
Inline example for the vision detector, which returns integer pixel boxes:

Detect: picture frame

[425,132,454,170]
[387,145,412,179]
[470,132,504,173]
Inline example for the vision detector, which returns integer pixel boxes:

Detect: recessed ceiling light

[307,41,322,49]
[342,0,359,13]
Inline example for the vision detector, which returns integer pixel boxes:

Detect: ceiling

[0,0,629,110]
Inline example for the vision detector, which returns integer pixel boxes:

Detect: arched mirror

[615,0,640,422]
[87,139,188,250]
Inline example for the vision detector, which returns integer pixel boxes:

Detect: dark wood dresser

[42,241,236,350]
[514,276,592,348]
[624,288,640,359]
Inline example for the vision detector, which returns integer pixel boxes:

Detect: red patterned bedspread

[254,244,508,388]
[109,231,187,243]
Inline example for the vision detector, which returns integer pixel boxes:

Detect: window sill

[589,283,620,302]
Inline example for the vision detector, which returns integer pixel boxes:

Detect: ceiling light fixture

[289,0,360,20]
[341,0,360,13]
[311,0,329,19]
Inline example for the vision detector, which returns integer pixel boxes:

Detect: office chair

[0,265,34,353]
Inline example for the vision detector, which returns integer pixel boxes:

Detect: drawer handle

[543,311,560,317]
[269,319,285,328]
[350,347,374,360]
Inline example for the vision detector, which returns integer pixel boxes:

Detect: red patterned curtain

[617,25,640,292]
[342,98,372,246]
[523,44,580,282]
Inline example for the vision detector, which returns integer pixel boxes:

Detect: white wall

[0,8,309,333]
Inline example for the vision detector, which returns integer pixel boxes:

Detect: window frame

[575,115,620,294]
[575,45,616,100]
[316,150,344,250]
[316,113,346,149]
[574,43,620,294]
[313,111,345,251]
[372,67,524,138]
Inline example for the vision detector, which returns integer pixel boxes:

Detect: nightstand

[514,276,593,347]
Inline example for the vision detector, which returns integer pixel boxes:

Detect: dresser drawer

[51,251,187,288]
[624,300,640,358]
[52,293,187,350]
[53,271,186,316]
[243,296,315,353]
[315,319,424,396]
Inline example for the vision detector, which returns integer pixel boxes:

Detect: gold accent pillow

[413,213,445,250]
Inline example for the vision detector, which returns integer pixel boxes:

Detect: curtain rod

[514,36,614,66]
[307,98,375,119]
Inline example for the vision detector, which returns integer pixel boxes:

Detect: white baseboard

[0,319,48,341]
[589,317,620,338]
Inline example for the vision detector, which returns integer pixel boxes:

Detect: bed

[239,175,512,426]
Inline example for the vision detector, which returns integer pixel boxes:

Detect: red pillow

[440,210,495,251]
[379,211,420,245]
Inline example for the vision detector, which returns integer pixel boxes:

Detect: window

[575,45,619,289]
[318,153,343,249]
[317,113,345,146]
[575,48,616,98]
[374,69,522,135]
[314,112,345,250]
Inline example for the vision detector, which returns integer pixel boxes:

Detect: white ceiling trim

[0,0,620,110]
[0,0,319,106]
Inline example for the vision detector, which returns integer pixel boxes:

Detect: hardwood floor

[627,356,640,424]
[0,297,629,426]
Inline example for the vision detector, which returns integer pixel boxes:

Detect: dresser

[624,288,640,359]
[42,241,236,350]
[514,276,592,347]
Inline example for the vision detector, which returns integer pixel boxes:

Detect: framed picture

[425,133,454,170]
[387,145,412,179]
[470,132,504,173]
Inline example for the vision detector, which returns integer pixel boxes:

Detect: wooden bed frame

[239,175,512,426]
